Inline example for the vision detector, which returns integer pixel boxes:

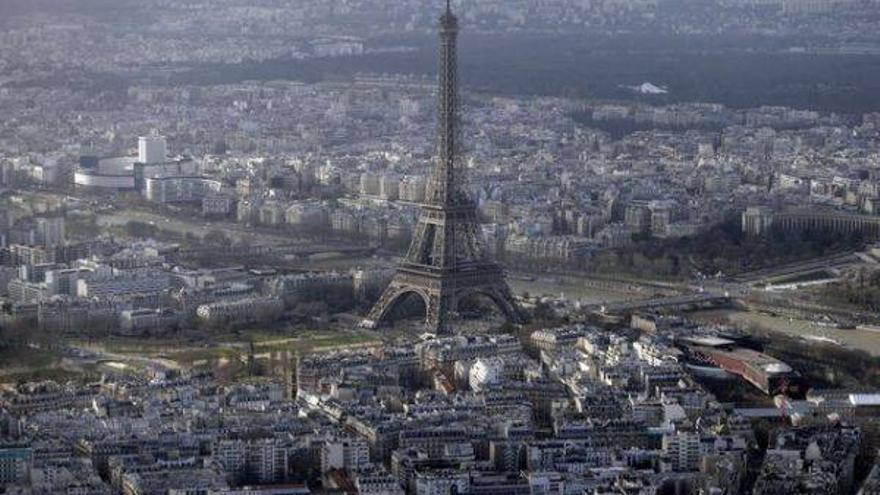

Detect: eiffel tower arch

[366,267,524,333]
[362,2,525,334]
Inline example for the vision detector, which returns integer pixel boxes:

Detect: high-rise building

[662,431,702,471]
[212,438,289,485]
[0,161,12,185]
[0,446,32,485]
[138,135,168,165]
[35,216,65,247]
[321,437,371,473]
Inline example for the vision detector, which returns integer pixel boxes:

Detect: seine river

[692,309,880,357]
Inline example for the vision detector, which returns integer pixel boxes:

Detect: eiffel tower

[362,1,525,333]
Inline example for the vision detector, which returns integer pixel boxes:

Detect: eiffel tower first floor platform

[361,262,526,334]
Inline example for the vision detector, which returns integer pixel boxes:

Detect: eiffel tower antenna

[362,2,525,334]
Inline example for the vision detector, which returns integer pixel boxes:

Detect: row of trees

[826,268,880,313]
[581,215,867,280]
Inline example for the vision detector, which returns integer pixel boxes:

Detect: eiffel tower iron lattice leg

[361,2,525,333]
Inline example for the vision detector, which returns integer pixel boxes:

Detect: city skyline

[2,1,880,494]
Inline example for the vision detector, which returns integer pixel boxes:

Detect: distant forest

[171,33,880,114]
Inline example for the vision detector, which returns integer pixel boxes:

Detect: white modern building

[196,297,284,326]
[139,135,168,165]
[76,271,171,299]
[321,437,371,473]
[469,357,504,392]
[143,176,222,204]
[662,431,702,472]
[119,309,179,336]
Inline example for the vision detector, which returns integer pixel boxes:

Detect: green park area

[67,327,379,370]
[0,345,94,383]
